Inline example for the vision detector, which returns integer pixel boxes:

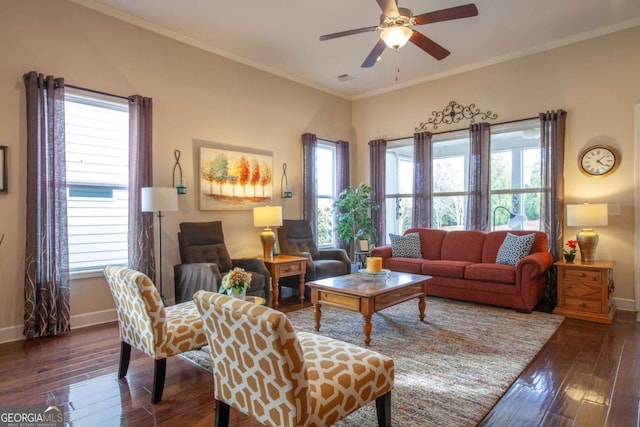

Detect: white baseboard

[0,299,177,344]
[0,308,118,344]
[612,297,636,312]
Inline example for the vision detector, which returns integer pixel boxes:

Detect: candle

[366,257,382,273]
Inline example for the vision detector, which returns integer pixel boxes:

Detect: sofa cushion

[496,233,536,266]
[482,230,547,263]
[440,230,485,262]
[464,263,516,284]
[390,233,422,258]
[421,260,471,279]
[385,257,424,274]
[404,228,447,260]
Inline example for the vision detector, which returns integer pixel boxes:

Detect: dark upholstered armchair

[173,221,270,304]
[277,219,351,294]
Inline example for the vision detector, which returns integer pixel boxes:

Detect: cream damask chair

[104,266,208,404]
[193,291,395,427]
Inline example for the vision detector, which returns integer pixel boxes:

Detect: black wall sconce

[281,163,292,198]
[173,149,186,194]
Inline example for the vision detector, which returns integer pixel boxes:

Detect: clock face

[579,145,619,177]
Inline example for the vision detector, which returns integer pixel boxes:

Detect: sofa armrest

[370,245,393,259]
[517,251,554,277]
[173,263,221,304]
[318,248,352,265]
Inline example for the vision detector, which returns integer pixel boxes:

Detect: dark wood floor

[0,294,638,427]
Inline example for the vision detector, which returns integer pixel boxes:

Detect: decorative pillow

[390,233,422,258]
[496,233,536,266]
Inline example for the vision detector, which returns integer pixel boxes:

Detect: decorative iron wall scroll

[415,100,498,132]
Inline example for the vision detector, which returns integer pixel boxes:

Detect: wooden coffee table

[307,271,431,346]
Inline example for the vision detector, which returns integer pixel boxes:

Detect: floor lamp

[142,187,178,302]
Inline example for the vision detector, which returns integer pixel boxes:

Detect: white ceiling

[71,0,640,100]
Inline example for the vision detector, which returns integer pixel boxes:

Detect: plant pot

[563,253,575,263]
[231,288,247,300]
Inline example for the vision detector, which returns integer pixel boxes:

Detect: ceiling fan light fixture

[380,26,412,49]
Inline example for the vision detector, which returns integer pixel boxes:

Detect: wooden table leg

[298,274,305,304]
[313,302,321,332]
[418,294,426,321]
[362,314,372,346]
[272,277,280,309]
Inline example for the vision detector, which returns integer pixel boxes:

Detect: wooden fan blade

[376,0,400,17]
[320,26,378,41]
[410,31,450,60]
[413,4,478,25]
[361,39,387,68]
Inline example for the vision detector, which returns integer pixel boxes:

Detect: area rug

[180,297,564,426]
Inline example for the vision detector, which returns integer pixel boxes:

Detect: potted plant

[563,239,578,263]
[332,183,380,260]
[219,267,252,299]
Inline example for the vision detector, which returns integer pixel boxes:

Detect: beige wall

[1,1,638,340]
[0,0,351,338]
[353,26,640,303]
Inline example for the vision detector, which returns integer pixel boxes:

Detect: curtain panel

[412,132,433,228]
[369,139,387,247]
[128,96,155,280]
[23,71,71,339]
[467,123,491,231]
[335,140,350,248]
[302,133,318,240]
[540,110,566,259]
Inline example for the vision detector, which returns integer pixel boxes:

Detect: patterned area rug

[180,297,564,426]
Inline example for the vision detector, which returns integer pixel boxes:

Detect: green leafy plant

[332,183,380,258]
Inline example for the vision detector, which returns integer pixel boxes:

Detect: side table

[261,255,307,309]
[553,260,616,324]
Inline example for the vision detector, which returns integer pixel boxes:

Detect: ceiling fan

[320,0,478,68]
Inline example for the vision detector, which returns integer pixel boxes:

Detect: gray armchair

[173,221,270,304]
[277,219,351,296]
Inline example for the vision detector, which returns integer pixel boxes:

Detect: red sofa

[370,228,554,312]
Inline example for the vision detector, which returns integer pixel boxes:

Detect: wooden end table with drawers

[260,255,307,309]
[553,260,616,324]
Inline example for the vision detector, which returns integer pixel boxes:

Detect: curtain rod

[424,116,540,137]
[65,84,129,101]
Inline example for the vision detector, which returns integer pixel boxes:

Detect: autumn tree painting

[199,145,273,210]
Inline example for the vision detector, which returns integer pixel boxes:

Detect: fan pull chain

[394,48,400,82]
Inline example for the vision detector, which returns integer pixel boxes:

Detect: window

[431,132,469,230]
[65,89,129,274]
[384,119,543,238]
[490,120,541,230]
[316,140,336,247]
[385,140,414,238]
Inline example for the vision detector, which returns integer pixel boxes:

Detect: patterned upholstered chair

[174,221,270,304]
[193,291,394,427]
[104,266,207,404]
[277,219,351,297]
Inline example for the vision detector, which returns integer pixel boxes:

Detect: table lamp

[141,187,178,301]
[566,203,608,263]
[253,205,283,259]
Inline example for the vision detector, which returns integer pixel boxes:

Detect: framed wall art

[0,146,6,193]
[194,139,273,211]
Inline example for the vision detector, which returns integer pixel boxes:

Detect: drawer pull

[579,272,585,277]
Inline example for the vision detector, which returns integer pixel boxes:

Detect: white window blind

[65,89,129,274]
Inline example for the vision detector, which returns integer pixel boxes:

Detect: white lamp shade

[380,26,413,49]
[141,187,178,212]
[253,206,283,227]
[566,203,608,227]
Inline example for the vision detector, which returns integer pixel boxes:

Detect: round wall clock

[578,145,620,177]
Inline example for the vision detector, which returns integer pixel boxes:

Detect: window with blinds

[65,89,129,274]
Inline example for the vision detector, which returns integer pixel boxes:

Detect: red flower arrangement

[563,239,578,255]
